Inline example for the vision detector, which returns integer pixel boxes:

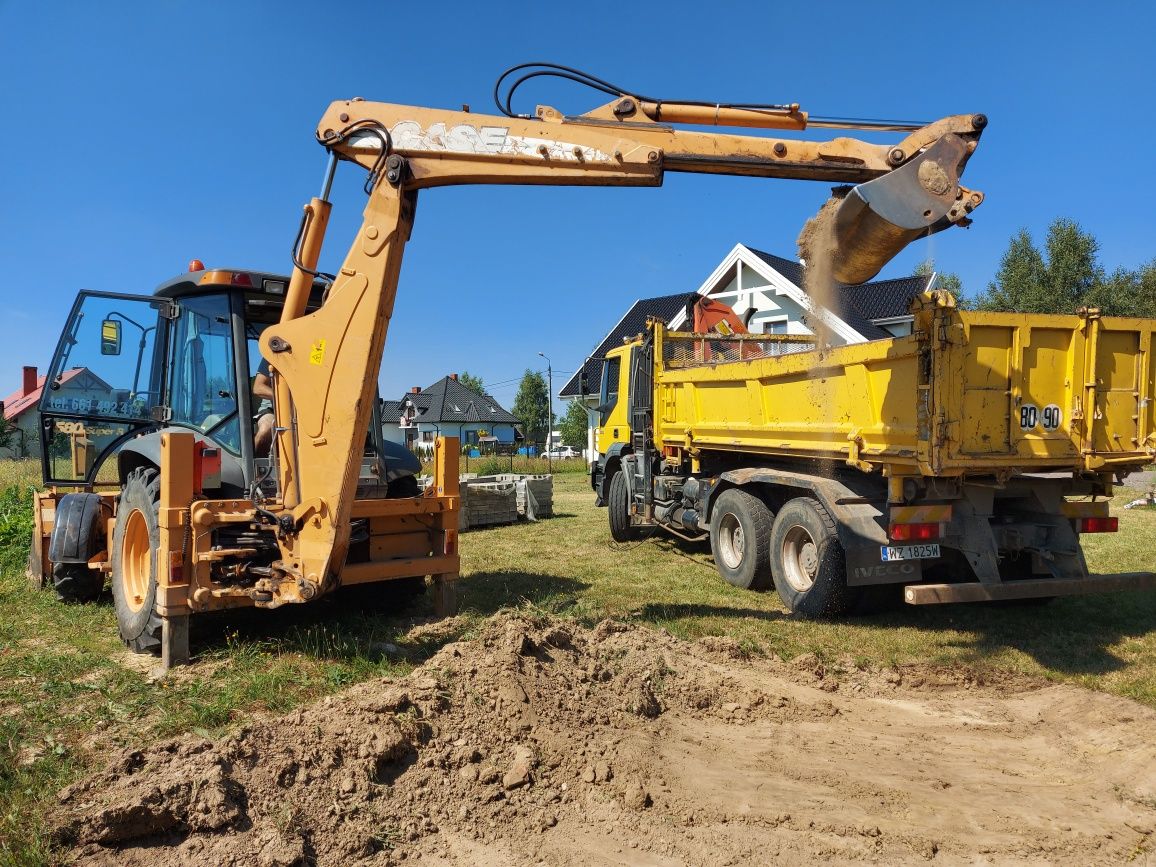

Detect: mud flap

[844,542,923,586]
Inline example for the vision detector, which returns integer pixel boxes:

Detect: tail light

[889,521,941,542]
[1075,516,1118,534]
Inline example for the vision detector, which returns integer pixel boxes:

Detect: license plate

[881,544,940,561]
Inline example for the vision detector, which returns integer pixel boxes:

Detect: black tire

[341,472,428,610]
[341,576,429,612]
[608,471,639,542]
[709,488,773,590]
[769,497,856,617]
[47,492,106,602]
[110,468,164,654]
[53,562,104,604]
[387,474,420,498]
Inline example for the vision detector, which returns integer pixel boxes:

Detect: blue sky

[2,2,1153,410]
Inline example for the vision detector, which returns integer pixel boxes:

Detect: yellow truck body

[592,292,1156,612]
[651,295,1156,476]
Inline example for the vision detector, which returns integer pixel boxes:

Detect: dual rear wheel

[709,490,854,617]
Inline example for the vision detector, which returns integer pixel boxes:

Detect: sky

[1,1,1153,412]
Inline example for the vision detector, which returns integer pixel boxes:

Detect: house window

[763,319,789,355]
[422,430,435,443]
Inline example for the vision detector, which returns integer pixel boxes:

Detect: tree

[457,370,485,394]
[559,399,588,450]
[512,369,549,445]
[1086,259,1156,318]
[976,219,1098,314]
[914,259,965,303]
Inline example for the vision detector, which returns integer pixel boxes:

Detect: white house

[559,243,937,461]
[380,374,521,453]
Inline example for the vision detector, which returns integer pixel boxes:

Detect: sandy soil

[53,614,1156,866]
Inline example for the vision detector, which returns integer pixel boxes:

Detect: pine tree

[976,219,1105,314]
[976,229,1049,312]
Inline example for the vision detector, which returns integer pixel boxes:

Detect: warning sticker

[309,339,327,366]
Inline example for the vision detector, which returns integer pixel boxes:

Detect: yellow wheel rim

[120,509,151,613]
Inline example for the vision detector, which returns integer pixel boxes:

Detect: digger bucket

[831,134,976,284]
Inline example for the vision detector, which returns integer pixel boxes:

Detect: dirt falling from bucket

[796,189,850,353]
[796,190,850,453]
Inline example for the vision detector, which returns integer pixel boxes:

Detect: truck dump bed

[653,295,1156,477]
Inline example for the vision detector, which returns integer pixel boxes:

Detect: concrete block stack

[516,474,553,519]
[462,479,518,528]
[415,473,552,529]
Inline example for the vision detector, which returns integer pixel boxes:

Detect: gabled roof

[746,248,806,289]
[838,274,932,321]
[559,292,699,397]
[2,368,89,421]
[398,377,519,425]
[745,244,932,333]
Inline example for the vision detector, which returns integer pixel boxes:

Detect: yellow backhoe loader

[29,64,987,666]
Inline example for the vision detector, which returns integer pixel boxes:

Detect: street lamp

[537,351,553,475]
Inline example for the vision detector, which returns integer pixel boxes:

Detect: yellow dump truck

[592,291,1156,613]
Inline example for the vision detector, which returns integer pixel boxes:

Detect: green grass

[1,460,1155,864]
[458,475,1156,706]
[422,454,590,477]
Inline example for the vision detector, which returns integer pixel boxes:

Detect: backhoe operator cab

[32,266,425,635]
[39,267,418,495]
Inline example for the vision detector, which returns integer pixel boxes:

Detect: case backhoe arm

[260,92,986,595]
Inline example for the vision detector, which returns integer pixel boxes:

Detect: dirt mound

[54,614,1156,865]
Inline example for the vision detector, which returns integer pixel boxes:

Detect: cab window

[598,356,620,426]
[168,294,241,453]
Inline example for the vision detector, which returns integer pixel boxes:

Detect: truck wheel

[770,497,855,617]
[608,471,639,542]
[110,469,164,654]
[53,562,103,604]
[709,488,773,590]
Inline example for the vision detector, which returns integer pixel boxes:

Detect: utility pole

[538,351,553,475]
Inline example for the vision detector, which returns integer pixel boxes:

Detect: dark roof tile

[559,292,699,397]
[398,377,519,425]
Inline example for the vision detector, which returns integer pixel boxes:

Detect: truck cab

[589,340,636,504]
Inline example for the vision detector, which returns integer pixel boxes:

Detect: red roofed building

[1,366,103,458]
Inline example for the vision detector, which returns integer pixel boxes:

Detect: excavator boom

[261,80,987,602]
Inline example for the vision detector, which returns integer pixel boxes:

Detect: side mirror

[100,319,122,356]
